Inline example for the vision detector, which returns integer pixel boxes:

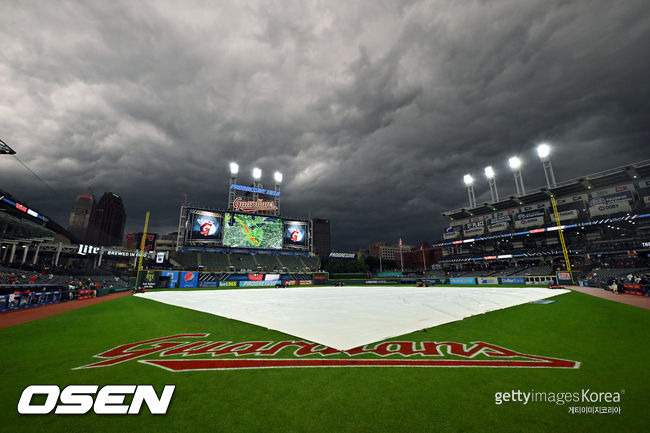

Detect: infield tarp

[136,286,568,351]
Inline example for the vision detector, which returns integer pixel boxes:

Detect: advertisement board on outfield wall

[500,277,526,285]
[180,272,198,288]
[239,280,278,287]
[161,271,179,288]
[478,277,499,285]
[219,281,238,287]
[450,277,476,285]
[299,280,313,286]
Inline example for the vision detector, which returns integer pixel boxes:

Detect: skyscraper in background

[67,187,95,242]
[86,192,127,246]
[312,218,331,260]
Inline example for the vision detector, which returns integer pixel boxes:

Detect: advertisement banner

[142,271,158,289]
[494,209,517,218]
[487,222,509,233]
[556,272,572,281]
[489,215,512,224]
[520,202,548,212]
[299,280,313,286]
[588,192,633,216]
[556,194,588,205]
[464,226,485,237]
[223,213,283,249]
[450,277,476,285]
[514,217,545,229]
[500,277,526,285]
[468,215,491,223]
[218,281,238,287]
[198,281,219,288]
[478,277,499,285]
[464,220,485,229]
[443,231,460,240]
[516,210,546,220]
[591,184,634,198]
[557,209,579,221]
[239,280,278,287]
[161,271,179,288]
[180,271,198,288]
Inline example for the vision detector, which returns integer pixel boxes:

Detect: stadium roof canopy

[0,188,80,244]
[442,159,650,220]
[0,139,16,154]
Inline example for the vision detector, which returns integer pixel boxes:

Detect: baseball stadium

[1,133,649,432]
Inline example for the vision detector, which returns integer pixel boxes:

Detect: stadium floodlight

[229,162,239,175]
[508,156,525,195]
[252,167,262,180]
[463,174,476,208]
[537,143,557,188]
[484,166,499,202]
[274,171,283,184]
[508,156,521,170]
[537,143,551,159]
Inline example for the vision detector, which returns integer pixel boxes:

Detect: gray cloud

[1,0,649,250]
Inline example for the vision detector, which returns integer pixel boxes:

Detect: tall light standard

[508,156,526,196]
[273,171,283,216]
[252,167,262,201]
[228,162,239,210]
[463,174,477,208]
[537,143,557,188]
[484,166,499,202]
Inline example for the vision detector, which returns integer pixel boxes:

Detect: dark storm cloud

[1,0,649,250]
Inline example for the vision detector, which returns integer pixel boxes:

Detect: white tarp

[136,286,568,351]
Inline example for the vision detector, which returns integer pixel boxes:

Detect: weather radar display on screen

[223,213,283,249]
[189,210,222,241]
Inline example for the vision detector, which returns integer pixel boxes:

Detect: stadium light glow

[508,157,521,170]
[463,174,474,186]
[229,162,239,175]
[484,166,495,178]
[274,171,283,184]
[252,167,262,180]
[537,143,551,159]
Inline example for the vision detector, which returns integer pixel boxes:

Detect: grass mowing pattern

[0,289,648,432]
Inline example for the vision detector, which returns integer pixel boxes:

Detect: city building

[86,192,126,246]
[312,218,331,259]
[67,187,95,242]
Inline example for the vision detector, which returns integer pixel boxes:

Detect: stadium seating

[511,265,553,276]
[230,253,257,271]
[200,253,230,272]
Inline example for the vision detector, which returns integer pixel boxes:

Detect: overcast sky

[1,0,649,251]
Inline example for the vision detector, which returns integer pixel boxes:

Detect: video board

[223,213,283,249]
[187,210,223,242]
[283,221,309,249]
[184,208,309,251]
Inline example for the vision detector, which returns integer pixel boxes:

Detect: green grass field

[1,287,648,432]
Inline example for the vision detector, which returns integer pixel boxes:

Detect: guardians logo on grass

[76,334,580,371]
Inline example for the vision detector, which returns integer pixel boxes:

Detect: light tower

[273,171,282,216]
[227,162,239,211]
[463,174,477,208]
[508,156,526,196]
[537,143,557,188]
[484,166,499,202]
[252,167,262,202]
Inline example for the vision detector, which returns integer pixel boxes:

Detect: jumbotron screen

[222,213,283,249]
[188,210,222,241]
[283,221,309,249]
